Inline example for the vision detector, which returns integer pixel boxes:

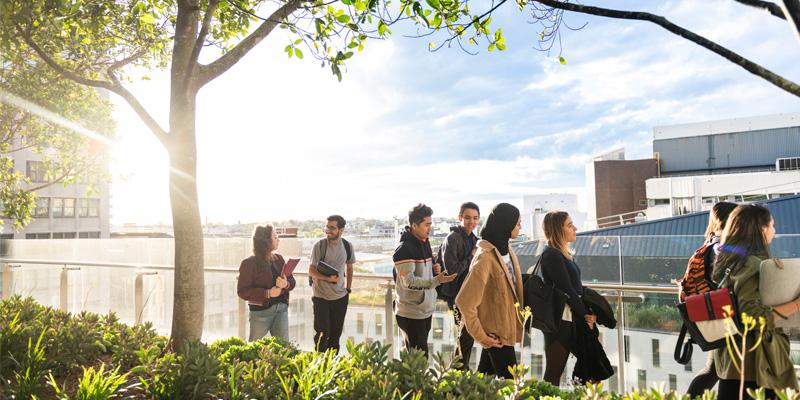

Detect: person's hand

[328,275,340,284]
[479,333,503,348]
[436,272,457,284]
[585,314,597,330]
[269,287,282,298]
[433,263,442,275]
[276,276,288,289]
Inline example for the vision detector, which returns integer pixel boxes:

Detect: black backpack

[309,238,352,286]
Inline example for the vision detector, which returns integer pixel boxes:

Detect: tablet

[317,260,340,276]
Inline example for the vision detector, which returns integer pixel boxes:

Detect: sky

[109,0,800,224]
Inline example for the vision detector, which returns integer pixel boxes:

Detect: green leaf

[496,42,506,51]
[488,43,495,52]
[294,38,303,45]
[336,14,350,23]
[378,20,388,36]
[295,48,303,59]
[425,0,441,9]
[558,56,567,65]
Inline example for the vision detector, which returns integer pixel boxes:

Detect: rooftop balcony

[2,235,800,394]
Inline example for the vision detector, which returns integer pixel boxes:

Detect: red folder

[281,258,300,277]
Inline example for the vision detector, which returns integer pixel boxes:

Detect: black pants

[396,315,432,357]
[477,345,517,379]
[687,353,717,398]
[717,379,775,400]
[448,300,475,370]
[312,295,349,353]
[543,321,573,386]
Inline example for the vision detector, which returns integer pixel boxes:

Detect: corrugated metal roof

[579,194,800,237]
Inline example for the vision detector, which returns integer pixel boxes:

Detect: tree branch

[24,35,171,146]
[198,0,304,86]
[534,0,800,98]
[190,0,220,65]
[733,0,787,19]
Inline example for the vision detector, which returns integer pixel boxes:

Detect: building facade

[645,112,800,219]
[1,144,110,240]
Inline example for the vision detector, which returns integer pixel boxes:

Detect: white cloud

[432,100,496,127]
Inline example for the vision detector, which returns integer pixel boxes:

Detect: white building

[1,143,110,240]
[522,194,587,240]
[645,113,800,219]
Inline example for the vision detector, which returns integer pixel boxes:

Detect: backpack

[309,238,352,286]
[677,243,716,301]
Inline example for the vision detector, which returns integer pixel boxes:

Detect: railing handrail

[0,258,394,282]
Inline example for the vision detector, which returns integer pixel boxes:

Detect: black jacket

[436,226,478,302]
[582,287,616,329]
[571,321,614,384]
[540,247,587,317]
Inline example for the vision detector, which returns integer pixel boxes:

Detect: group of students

[685,202,799,398]
[236,200,799,397]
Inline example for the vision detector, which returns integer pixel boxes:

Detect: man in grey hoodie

[393,203,457,357]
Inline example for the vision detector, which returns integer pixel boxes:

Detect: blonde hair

[543,210,573,260]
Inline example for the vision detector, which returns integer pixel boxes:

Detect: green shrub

[50,363,132,400]
[6,329,49,399]
[133,340,221,400]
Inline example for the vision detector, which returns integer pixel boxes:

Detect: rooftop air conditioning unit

[776,157,800,172]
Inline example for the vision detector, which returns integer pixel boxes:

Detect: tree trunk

[169,0,204,348]
[167,95,204,348]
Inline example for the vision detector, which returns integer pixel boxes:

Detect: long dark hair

[712,204,772,280]
[704,201,737,241]
[252,224,276,274]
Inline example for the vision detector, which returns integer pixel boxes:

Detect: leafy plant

[7,329,49,399]
[50,363,131,400]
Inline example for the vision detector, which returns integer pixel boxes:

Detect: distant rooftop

[653,112,800,141]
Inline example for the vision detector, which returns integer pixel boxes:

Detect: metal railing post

[616,236,626,394]
[60,264,69,312]
[384,280,395,357]
[238,298,247,340]
[1,263,15,299]
[134,271,157,325]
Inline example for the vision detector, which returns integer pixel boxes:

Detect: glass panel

[620,236,702,286]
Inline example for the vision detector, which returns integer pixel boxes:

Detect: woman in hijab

[456,203,524,378]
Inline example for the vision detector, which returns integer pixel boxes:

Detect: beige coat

[455,240,524,347]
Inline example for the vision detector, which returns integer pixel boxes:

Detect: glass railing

[2,235,799,394]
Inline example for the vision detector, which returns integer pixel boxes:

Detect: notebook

[316,260,340,276]
[281,258,300,277]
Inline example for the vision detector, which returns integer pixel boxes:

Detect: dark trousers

[396,315,432,357]
[543,321,573,386]
[477,345,517,379]
[448,300,475,370]
[718,379,775,400]
[687,353,718,398]
[312,295,349,353]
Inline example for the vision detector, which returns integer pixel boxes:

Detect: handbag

[760,258,800,328]
[674,266,740,364]
[523,255,569,334]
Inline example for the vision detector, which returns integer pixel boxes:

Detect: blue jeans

[249,302,289,341]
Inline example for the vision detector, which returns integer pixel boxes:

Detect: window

[648,198,670,206]
[432,317,444,339]
[638,199,648,207]
[608,366,618,392]
[778,157,800,171]
[78,232,101,239]
[357,312,364,334]
[441,344,454,359]
[651,339,660,367]
[669,374,677,391]
[375,314,383,336]
[624,335,630,362]
[53,232,76,239]
[637,369,647,389]
[26,161,48,183]
[78,198,100,217]
[53,198,74,218]
[26,232,50,239]
[34,197,49,217]
[531,354,543,378]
